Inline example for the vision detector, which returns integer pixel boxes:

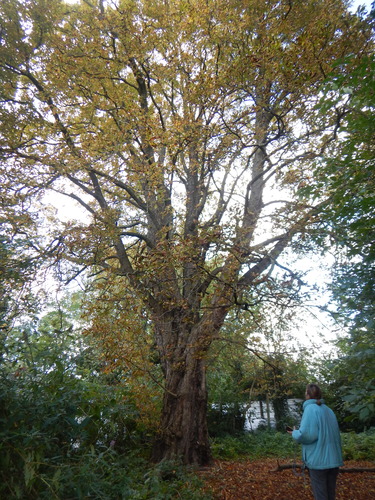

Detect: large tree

[0,0,372,464]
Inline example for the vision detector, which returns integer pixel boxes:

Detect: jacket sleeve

[292,406,319,444]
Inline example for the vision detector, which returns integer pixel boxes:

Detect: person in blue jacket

[289,383,343,500]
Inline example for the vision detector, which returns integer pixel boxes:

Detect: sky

[349,0,373,12]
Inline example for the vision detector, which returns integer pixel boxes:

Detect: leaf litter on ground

[198,458,375,499]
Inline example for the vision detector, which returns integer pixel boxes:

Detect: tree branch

[270,462,375,473]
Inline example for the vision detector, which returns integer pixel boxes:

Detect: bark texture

[152,354,212,465]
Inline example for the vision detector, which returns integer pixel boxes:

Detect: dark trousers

[309,468,339,500]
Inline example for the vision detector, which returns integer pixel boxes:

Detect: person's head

[305,383,322,405]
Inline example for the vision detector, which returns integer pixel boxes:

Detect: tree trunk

[151,350,212,466]
[149,296,230,465]
[266,394,271,429]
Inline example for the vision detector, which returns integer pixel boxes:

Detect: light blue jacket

[292,399,343,470]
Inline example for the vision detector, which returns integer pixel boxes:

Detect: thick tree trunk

[149,273,232,465]
[152,352,212,466]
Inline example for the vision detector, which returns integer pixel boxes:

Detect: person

[288,383,343,500]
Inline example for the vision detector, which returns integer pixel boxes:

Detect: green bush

[341,430,375,461]
[207,405,245,437]
[0,370,141,499]
[0,322,210,499]
[210,430,295,460]
[37,453,210,500]
[0,444,210,500]
[0,368,209,499]
[210,429,375,463]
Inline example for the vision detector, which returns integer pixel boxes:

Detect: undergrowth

[2,429,374,498]
[210,429,375,462]
[341,430,375,461]
[210,430,296,460]
[0,446,210,500]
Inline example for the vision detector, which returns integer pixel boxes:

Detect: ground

[199,459,375,499]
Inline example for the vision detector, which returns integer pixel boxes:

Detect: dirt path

[199,459,375,499]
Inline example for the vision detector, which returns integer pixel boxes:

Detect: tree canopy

[0,0,373,464]
[313,48,375,429]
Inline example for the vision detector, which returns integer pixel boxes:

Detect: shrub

[210,430,295,460]
[210,429,375,463]
[207,405,245,437]
[341,430,375,461]
[0,343,210,499]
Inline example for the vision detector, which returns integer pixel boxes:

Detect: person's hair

[306,383,322,405]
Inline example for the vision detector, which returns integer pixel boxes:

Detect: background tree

[330,51,375,427]
[0,201,40,361]
[0,0,372,464]
[309,31,375,428]
[205,268,315,433]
